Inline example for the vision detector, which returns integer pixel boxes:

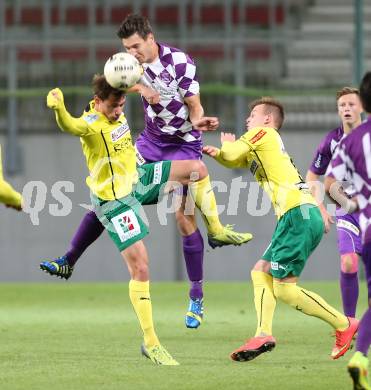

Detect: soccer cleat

[348,352,371,390]
[230,335,276,362]
[141,344,179,366]
[39,256,74,280]
[208,224,253,249]
[185,298,204,329]
[332,317,359,360]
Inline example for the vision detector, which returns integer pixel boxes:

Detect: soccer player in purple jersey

[306,87,363,320]
[39,14,253,329]
[325,72,371,390]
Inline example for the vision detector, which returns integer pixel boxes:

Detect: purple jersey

[309,126,344,175]
[138,42,201,147]
[310,125,357,197]
[327,118,371,244]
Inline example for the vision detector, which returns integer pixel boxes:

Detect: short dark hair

[249,97,285,129]
[360,72,371,113]
[92,74,125,101]
[336,86,359,101]
[117,14,153,40]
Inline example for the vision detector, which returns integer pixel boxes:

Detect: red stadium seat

[65,7,88,25]
[17,47,43,61]
[5,4,284,26]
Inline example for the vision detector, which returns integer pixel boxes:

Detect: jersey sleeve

[54,104,92,136]
[213,139,250,168]
[309,133,333,175]
[0,146,22,208]
[173,52,200,98]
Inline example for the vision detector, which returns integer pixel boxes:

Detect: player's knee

[132,261,149,280]
[253,259,271,272]
[340,253,358,273]
[190,160,207,180]
[273,281,295,306]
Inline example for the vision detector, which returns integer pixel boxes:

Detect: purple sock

[182,229,204,300]
[356,309,371,355]
[356,241,371,355]
[340,271,359,317]
[65,211,105,266]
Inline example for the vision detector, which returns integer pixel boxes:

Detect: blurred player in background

[46,75,236,365]
[306,87,363,320]
[203,97,358,363]
[40,14,253,329]
[325,72,371,390]
[0,145,22,211]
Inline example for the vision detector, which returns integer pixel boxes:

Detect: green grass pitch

[0,281,366,390]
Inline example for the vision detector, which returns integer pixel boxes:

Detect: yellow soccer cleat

[141,344,179,366]
[208,224,253,249]
[348,352,371,390]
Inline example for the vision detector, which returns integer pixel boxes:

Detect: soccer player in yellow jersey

[0,145,22,211]
[46,74,234,366]
[203,97,358,362]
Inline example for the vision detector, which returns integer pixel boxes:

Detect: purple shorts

[135,133,202,163]
[335,210,363,255]
[135,133,202,196]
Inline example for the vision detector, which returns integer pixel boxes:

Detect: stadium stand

[1,0,370,132]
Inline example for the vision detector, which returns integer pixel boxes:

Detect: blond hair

[336,87,359,101]
[249,97,285,129]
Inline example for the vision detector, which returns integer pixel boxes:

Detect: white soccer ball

[104,52,143,90]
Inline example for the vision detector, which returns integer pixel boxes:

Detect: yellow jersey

[0,145,22,208]
[214,126,316,218]
[53,100,137,200]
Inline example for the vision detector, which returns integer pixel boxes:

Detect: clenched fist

[47,88,64,110]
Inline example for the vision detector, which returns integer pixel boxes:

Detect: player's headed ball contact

[104,52,143,91]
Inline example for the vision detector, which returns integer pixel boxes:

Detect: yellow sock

[273,281,349,330]
[251,271,276,336]
[129,280,159,347]
[189,175,223,235]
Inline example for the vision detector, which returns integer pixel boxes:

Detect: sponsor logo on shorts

[111,123,130,142]
[271,262,279,271]
[249,129,267,144]
[135,146,146,166]
[111,210,141,242]
[271,261,286,271]
[153,162,163,184]
[337,219,360,236]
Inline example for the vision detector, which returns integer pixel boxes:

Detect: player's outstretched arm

[0,146,22,210]
[324,175,358,214]
[0,180,22,210]
[203,132,249,169]
[47,88,89,136]
[184,94,219,131]
[192,117,219,131]
[306,169,334,233]
[218,132,249,165]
